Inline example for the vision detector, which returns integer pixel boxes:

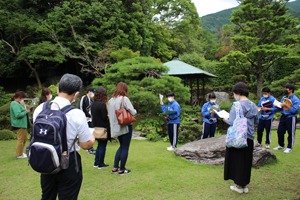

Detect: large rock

[205,92,231,104]
[175,135,277,166]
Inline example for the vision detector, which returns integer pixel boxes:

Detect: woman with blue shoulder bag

[223,82,259,194]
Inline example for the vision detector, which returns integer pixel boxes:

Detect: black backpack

[26,101,79,174]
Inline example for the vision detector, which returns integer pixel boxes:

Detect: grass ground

[0,130,299,200]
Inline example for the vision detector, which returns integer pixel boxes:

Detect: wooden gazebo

[163,58,218,105]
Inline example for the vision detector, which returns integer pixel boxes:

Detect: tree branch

[1,39,17,55]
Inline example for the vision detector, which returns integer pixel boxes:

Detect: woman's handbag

[115,97,136,125]
[93,127,107,139]
[225,102,252,148]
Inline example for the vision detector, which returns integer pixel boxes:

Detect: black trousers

[168,124,179,148]
[41,152,82,200]
[277,116,297,148]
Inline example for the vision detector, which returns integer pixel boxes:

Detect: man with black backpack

[31,74,95,200]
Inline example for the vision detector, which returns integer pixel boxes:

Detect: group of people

[9,74,299,197]
[9,74,137,199]
[200,83,299,153]
[81,83,137,175]
[199,82,299,194]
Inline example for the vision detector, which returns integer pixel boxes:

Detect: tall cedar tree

[226,0,299,98]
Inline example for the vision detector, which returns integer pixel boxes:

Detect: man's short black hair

[166,92,175,97]
[232,82,249,97]
[209,93,216,99]
[87,87,95,93]
[262,87,271,93]
[285,84,295,93]
[58,74,83,95]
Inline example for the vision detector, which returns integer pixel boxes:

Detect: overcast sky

[192,0,296,17]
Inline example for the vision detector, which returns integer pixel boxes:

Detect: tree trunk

[256,70,263,100]
[23,58,42,89]
[32,68,42,89]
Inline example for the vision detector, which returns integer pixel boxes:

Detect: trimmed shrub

[0,129,16,140]
[178,119,202,144]
[0,102,11,130]
[0,87,12,107]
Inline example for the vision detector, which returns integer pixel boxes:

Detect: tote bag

[225,102,252,148]
[115,97,136,125]
[93,127,107,139]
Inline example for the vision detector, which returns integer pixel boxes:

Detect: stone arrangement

[175,135,277,166]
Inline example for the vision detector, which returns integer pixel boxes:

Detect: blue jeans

[95,140,108,165]
[114,125,132,171]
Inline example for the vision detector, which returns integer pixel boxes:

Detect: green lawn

[0,130,299,200]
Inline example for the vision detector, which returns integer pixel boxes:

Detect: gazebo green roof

[163,58,218,78]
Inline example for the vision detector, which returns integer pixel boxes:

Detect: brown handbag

[115,97,136,125]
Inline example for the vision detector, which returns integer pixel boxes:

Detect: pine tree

[225,0,299,98]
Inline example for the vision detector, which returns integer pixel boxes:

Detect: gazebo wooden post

[190,78,193,106]
[197,78,199,104]
[202,77,205,100]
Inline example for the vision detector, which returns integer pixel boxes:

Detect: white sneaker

[167,146,176,151]
[273,146,285,150]
[166,146,172,150]
[265,144,270,149]
[17,153,27,159]
[230,185,244,194]
[284,148,292,153]
[243,187,249,193]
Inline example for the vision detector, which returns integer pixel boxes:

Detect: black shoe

[111,168,119,174]
[88,149,95,155]
[93,163,99,168]
[118,169,131,175]
[98,164,109,169]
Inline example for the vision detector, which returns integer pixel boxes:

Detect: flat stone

[175,135,276,166]
[132,130,147,140]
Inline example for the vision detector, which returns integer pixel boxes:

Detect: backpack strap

[43,101,51,110]
[61,105,77,113]
[43,101,62,111]
[69,136,79,173]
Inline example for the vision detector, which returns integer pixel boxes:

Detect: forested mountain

[201,0,300,33]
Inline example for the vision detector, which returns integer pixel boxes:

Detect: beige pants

[16,128,28,156]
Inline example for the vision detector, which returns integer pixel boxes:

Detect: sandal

[111,168,119,174]
[118,169,131,175]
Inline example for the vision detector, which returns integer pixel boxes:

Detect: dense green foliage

[178,119,202,143]
[0,102,11,130]
[270,68,300,98]
[1,0,208,82]
[265,56,300,82]
[0,129,15,140]
[0,87,12,107]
